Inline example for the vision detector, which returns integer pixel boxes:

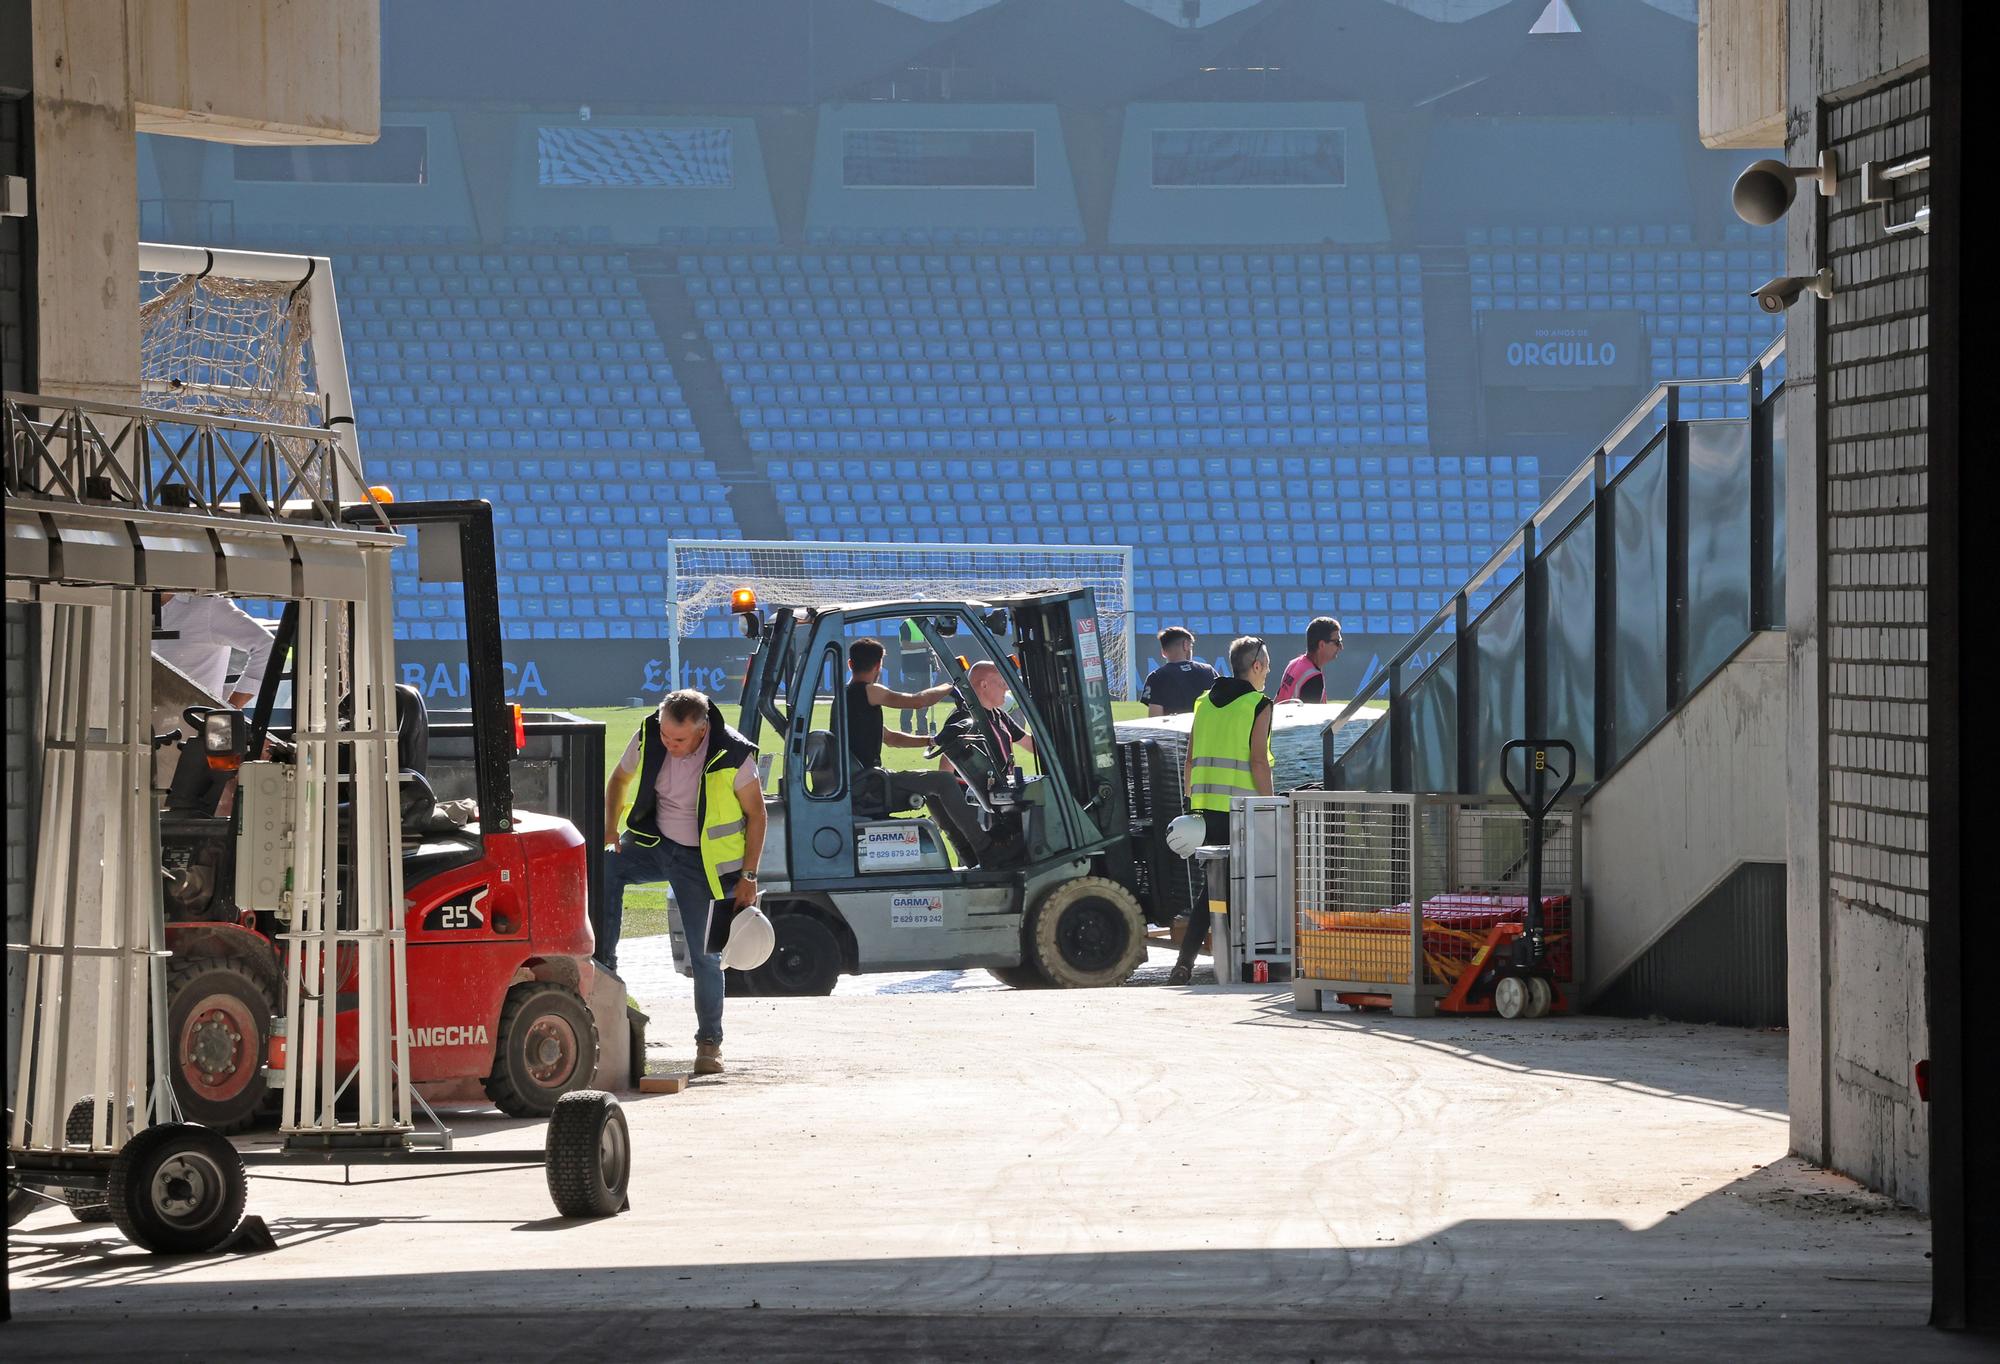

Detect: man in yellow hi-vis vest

[1169,636,1273,985]
[602,689,766,1075]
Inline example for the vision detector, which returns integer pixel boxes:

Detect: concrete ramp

[1582,631,1787,1019]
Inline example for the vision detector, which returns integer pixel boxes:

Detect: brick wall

[2,94,26,392]
[1,92,27,1086]
[1787,63,1932,1209]
[1823,76,1931,928]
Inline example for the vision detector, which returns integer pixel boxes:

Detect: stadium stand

[681,248,1547,637]
[763,451,1540,640]
[684,249,1430,452]
[1466,223,1782,420]
[335,249,743,640]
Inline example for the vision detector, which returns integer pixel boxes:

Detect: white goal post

[666,538,1139,700]
[138,241,364,501]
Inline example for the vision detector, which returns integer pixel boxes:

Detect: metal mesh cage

[1291,791,1583,1011]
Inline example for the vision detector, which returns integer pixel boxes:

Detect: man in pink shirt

[601,689,765,1074]
[1275,616,1344,704]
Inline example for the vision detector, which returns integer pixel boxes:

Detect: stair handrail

[1325,329,1788,739]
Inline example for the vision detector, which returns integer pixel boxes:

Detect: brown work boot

[693,1042,724,1076]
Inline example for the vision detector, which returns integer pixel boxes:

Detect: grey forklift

[666,588,1195,995]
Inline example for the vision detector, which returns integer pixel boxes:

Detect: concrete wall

[32,0,140,405]
[129,0,378,146]
[1109,103,1388,247]
[509,115,780,247]
[806,103,1084,244]
[1700,0,1787,148]
[1582,631,1787,997]
[1781,0,1931,1208]
[138,113,479,245]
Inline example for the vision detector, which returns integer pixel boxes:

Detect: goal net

[667,538,1138,699]
[140,267,321,428]
[136,243,364,500]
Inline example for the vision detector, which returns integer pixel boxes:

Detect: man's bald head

[967,660,1008,709]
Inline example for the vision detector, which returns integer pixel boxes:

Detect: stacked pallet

[1112,702,1384,794]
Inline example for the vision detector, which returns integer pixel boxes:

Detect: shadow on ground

[7,1159,1958,1363]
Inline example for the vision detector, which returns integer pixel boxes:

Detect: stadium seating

[335,249,743,641]
[1465,223,1783,420]
[762,451,1541,640]
[682,250,1431,454]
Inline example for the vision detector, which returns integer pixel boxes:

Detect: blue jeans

[599,832,726,1046]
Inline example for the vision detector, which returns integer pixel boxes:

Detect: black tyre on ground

[107,1122,246,1254]
[1024,876,1148,989]
[723,966,763,998]
[62,1096,124,1222]
[482,981,600,1117]
[545,1089,630,1219]
[166,956,274,1135]
[985,962,1051,989]
[747,914,842,997]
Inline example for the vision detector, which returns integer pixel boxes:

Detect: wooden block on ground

[640,1075,688,1095]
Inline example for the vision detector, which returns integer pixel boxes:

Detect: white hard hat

[720,904,776,972]
[1165,813,1207,859]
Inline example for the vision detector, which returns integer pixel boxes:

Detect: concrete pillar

[31,0,140,406]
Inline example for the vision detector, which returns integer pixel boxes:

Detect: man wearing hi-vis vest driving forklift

[601,688,767,1075]
[1169,636,1275,986]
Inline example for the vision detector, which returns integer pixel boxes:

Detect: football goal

[665,538,1138,699]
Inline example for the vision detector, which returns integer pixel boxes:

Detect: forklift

[11,498,627,1249]
[150,499,607,1132]
[667,587,1193,995]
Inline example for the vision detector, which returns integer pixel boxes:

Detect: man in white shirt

[153,593,277,707]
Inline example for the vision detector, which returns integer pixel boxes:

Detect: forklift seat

[803,729,839,795]
[395,683,429,776]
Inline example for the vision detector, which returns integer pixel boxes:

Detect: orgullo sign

[1479,311,1646,389]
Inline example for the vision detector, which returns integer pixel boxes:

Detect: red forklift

[154,499,607,1132]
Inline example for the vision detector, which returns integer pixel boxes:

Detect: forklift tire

[62,1096,124,1222]
[545,1089,630,1219]
[167,957,274,1135]
[107,1122,247,1255]
[985,963,1052,990]
[1025,877,1148,990]
[748,914,842,997]
[484,982,600,1117]
[1494,975,1529,1020]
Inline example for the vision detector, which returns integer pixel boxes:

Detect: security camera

[1732,151,1838,225]
[1750,267,1835,313]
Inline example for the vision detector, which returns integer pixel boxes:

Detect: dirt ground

[6,972,1972,1362]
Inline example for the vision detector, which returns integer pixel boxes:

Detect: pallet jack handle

[1498,739,1576,967]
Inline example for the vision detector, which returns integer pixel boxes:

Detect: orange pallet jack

[1438,738,1577,1019]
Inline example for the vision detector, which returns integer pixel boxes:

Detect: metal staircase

[630,261,788,541]
[1326,332,1788,798]
[1317,333,1792,1023]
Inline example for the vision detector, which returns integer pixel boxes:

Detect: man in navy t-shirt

[1140,626,1219,717]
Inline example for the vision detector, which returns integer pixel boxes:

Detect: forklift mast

[1005,590,1133,886]
[245,499,519,830]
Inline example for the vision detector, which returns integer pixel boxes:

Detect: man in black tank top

[845,638,994,863]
